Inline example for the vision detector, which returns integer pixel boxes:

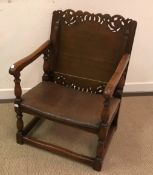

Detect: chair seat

[21,82,120,130]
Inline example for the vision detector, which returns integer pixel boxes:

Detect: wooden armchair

[9,9,137,171]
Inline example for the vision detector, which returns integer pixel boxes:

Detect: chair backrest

[49,9,137,94]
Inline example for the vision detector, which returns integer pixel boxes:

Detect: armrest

[103,54,130,99]
[9,40,50,76]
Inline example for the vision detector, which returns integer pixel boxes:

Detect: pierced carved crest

[55,9,133,32]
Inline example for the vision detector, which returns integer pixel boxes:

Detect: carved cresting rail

[55,9,132,32]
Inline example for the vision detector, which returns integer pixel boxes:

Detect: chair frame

[9,10,137,171]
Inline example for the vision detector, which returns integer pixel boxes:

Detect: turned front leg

[13,72,24,144]
[93,126,108,171]
[15,106,24,144]
[93,99,110,171]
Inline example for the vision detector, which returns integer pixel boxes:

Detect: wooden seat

[9,9,137,171]
[21,82,120,131]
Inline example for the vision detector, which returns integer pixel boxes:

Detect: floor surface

[0,96,153,175]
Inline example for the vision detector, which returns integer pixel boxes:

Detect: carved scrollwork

[56,9,133,32]
[53,74,106,95]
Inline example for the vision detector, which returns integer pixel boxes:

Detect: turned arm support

[9,40,50,76]
[103,54,130,100]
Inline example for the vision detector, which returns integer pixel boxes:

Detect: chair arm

[9,40,50,76]
[103,54,130,100]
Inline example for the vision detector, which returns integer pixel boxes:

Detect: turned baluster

[14,72,22,102]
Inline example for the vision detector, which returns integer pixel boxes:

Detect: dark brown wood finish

[52,10,135,85]
[23,136,94,165]
[9,40,50,76]
[22,117,41,136]
[9,9,137,171]
[103,54,130,99]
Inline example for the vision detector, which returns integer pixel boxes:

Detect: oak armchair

[9,9,137,171]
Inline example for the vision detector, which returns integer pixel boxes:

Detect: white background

[0,0,153,99]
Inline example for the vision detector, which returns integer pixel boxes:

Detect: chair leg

[93,108,120,171]
[15,107,24,144]
[112,108,120,129]
[93,140,104,171]
[93,127,108,171]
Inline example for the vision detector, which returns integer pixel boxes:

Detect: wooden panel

[56,22,126,83]
[49,10,136,92]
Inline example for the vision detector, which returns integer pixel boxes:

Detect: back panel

[50,10,136,94]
